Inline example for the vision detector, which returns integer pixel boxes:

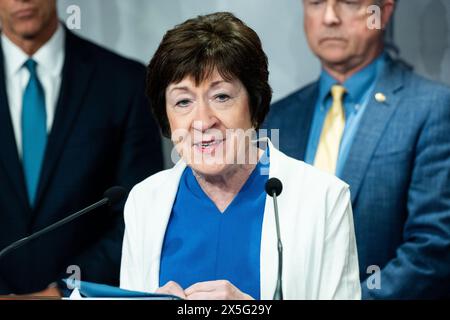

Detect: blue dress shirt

[304,53,387,177]
[159,150,270,299]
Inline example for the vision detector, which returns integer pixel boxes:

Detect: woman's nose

[192,101,218,131]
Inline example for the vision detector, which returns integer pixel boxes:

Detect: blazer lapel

[34,30,95,209]
[145,161,187,292]
[341,58,404,203]
[0,41,30,210]
[260,139,282,300]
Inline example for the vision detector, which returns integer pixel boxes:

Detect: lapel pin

[375,92,387,103]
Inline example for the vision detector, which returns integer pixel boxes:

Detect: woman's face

[165,69,254,177]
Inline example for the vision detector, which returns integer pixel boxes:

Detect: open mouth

[193,138,225,153]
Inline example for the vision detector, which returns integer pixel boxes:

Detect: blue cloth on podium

[63,279,180,299]
[159,149,269,299]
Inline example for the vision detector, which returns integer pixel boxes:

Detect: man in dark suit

[0,0,163,294]
[263,0,450,298]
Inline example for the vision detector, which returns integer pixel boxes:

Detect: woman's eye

[215,94,231,102]
[176,99,191,107]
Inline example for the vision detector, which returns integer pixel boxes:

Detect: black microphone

[265,177,283,300]
[0,186,127,261]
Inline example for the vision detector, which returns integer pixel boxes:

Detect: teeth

[197,140,220,147]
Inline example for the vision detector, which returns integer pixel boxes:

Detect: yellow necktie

[314,84,346,174]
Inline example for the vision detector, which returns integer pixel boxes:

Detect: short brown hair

[146,12,272,138]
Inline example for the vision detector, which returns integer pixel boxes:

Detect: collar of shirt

[1,22,65,77]
[317,52,387,116]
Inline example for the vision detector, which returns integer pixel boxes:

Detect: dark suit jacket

[0,29,163,294]
[263,56,450,299]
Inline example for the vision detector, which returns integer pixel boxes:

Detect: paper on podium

[63,279,182,300]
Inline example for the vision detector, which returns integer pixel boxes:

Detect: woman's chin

[189,162,230,178]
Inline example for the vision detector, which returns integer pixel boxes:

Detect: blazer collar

[340,55,405,204]
[0,29,95,211]
[291,84,318,160]
[33,29,95,210]
[0,41,29,210]
[145,159,187,291]
[259,138,282,299]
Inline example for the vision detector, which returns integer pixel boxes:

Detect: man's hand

[185,280,254,300]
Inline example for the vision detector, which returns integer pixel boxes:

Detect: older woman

[120,12,360,300]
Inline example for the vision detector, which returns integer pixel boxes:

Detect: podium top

[64,280,182,300]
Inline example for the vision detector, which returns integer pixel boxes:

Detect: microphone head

[265,178,283,197]
[103,186,128,205]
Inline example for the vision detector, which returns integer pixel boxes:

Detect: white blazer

[120,140,361,299]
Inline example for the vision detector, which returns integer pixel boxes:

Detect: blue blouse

[159,152,269,299]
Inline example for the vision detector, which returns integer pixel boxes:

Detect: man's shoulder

[265,82,318,127]
[271,81,318,110]
[407,73,450,99]
[67,30,146,76]
[387,58,450,99]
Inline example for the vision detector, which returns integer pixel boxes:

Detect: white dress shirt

[1,24,65,158]
[120,139,361,299]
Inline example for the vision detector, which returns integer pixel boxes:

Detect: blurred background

[56,0,450,165]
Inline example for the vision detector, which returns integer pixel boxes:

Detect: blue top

[159,150,270,299]
[304,53,386,177]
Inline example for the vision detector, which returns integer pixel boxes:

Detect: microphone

[265,177,283,300]
[0,186,127,261]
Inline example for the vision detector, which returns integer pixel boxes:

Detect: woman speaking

[120,12,360,300]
